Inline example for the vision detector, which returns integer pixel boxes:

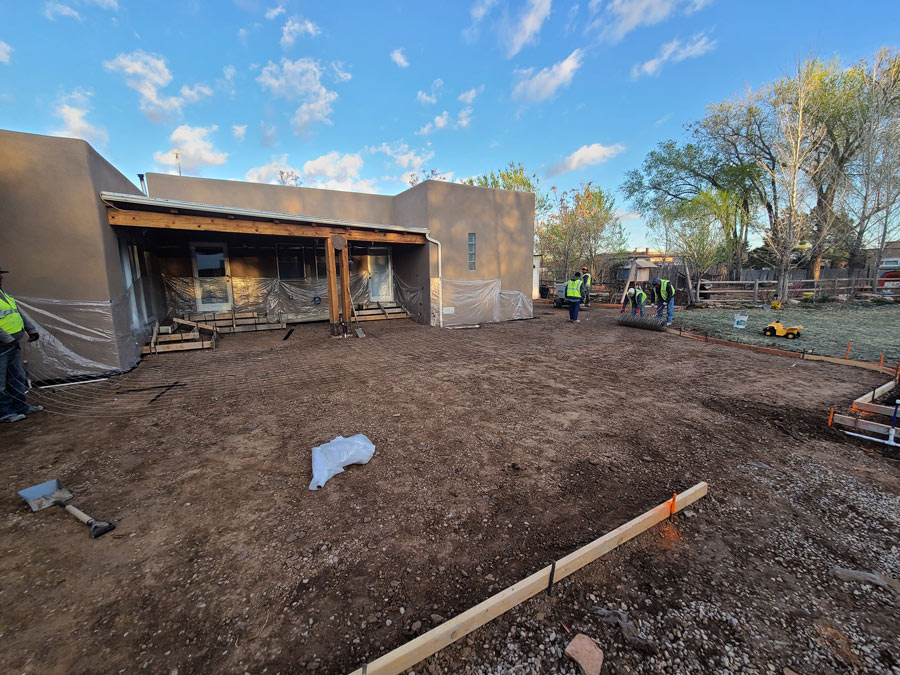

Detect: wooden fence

[698,278,877,302]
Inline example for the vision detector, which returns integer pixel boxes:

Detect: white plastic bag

[309,434,376,490]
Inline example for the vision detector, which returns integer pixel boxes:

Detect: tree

[277,169,302,187]
[670,198,726,302]
[464,161,552,224]
[572,183,619,277]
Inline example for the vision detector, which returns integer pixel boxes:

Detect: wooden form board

[355,313,410,322]
[155,330,200,343]
[833,414,896,436]
[853,380,897,405]
[142,340,213,354]
[172,317,218,333]
[107,208,426,244]
[348,481,708,675]
[218,323,286,334]
[851,401,899,417]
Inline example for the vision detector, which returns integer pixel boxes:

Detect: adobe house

[0,130,535,380]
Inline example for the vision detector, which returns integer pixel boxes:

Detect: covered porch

[102,192,430,337]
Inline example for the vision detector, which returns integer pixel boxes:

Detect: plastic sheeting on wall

[15,291,144,380]
[162,273,370,320]
[393,273,426,323]
[435,278,533,327]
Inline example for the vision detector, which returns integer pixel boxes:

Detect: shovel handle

[64,504,93,525]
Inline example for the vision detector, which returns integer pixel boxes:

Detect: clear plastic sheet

[162,273,370,320]
[436,279,533,327]
[16,292,144,379]
[308,433,376,490]
[393,273,426,323]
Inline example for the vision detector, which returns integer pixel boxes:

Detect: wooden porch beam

[339,244,352,326]
[324,236,341,335]
[107,208,426,244]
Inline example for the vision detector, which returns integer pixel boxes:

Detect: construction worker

[580,266,592,307]
[651,277,676,326]
[565,272,583,322]
[0,266,43,423]
[620,286,647,317]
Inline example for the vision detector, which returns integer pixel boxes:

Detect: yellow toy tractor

[763,320,803,339]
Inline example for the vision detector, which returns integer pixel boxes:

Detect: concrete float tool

[617,314,666,331]
[18,479,116,539]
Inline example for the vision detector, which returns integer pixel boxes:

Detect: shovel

[18,479,116,539]
[351,304,366,338]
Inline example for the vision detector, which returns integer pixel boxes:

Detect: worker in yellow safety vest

[0,266,43,423]
[565,272,583,323]
[620,286,647,317]
[651,278,676,325]
[580,267,592,307]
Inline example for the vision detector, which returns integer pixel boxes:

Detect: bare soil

[1,305,898,674]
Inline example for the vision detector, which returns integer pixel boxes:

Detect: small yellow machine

[762,320,803,339]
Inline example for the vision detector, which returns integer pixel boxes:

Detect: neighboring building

[0,130,534,379]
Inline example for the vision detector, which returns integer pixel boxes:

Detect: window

[467,233,476,271]
[277,242,327,280]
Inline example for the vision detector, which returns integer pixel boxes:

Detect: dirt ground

[2,305,898,675]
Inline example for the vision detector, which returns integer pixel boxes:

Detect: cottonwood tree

[670,198,726,302]
[464,161,553,223]
[277,169,302,187]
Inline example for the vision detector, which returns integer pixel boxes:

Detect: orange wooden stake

[845,342,852,359]
[669,492,677,517]
[879,353,884,368]
[828,408,834,426]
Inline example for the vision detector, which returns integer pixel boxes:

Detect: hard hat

[627,287,635,296]
[581,266,588,270]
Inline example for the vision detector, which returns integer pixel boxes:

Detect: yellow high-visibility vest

[657,279,674,300]
[0,291,25,335]
[566,279,583,299]
[628,289,647,306]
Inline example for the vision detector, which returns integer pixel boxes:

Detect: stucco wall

[146,174,396,227]
[421,180,535,299]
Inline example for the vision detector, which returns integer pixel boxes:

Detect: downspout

[425,231,443,328]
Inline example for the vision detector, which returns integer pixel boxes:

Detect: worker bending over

[0,265,43,423]
[580,266,592,307]
[620,286,647,317]
[565,272,583,323]
[651,277,675,326]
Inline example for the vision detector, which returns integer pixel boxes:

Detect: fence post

[753,280,759,303]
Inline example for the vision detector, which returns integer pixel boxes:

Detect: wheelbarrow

[18,479,116,539]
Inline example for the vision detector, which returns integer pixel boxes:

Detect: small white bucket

[733,312,749,329]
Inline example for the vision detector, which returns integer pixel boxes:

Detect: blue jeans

[0,346,28,417]
[657,297,674,323]
[631,302,645,317]
[568,300,580,321]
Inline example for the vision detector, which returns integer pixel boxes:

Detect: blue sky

[1,0,898,246]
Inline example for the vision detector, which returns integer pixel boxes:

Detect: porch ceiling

[101,192,427,245]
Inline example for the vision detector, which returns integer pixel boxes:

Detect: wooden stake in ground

[348,481,708,675]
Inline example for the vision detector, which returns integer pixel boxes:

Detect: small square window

[467,233,476,271]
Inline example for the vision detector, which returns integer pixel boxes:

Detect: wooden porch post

[325,236,341,335]
[339,243,352,328]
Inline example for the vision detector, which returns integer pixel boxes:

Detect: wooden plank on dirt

[853,380,897,404]
[173,317,218,333]
[142,340,213,354]
[155,330,200,343]
[355,314,410,322]
[851,401,899,417]
[218,323,286,334]
[348,482,708,675]
[833,414,896,435]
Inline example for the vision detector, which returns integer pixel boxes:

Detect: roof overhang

[101,192,428,244]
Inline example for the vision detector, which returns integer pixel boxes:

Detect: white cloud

[331,61,351,81]
[512,49,582,103]
[589,0,711,42]
[264,4,285,19]
[390,48,409,68]
[180,83,213,102]
[256,58,339,133]
[464,0,498,40]
[43,2,81,21]
[457,106,473,128]
[238,27,249,41]
[104,50,192,122]
[458,87,481,104]
[0,42,12,64]
[631,32,717,78]
[245,154,301,183]
[417,110,450,135]
[416,78,443,105]
[232,124,247,141]
[504,0,552,58]
[153,124,227,173]
[51,89,108,146]
[370,142,434,177]
[85,0,118,9]
[281,16,320,48]
[547,141,626,176]
[223,65,236,81]
[302,151,378,193]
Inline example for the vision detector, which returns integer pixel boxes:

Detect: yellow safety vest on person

[628,288,647,306]
[566,279,583,299]
[0,290,25,335]
[657,279,674,301]
[582,272,592,287]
